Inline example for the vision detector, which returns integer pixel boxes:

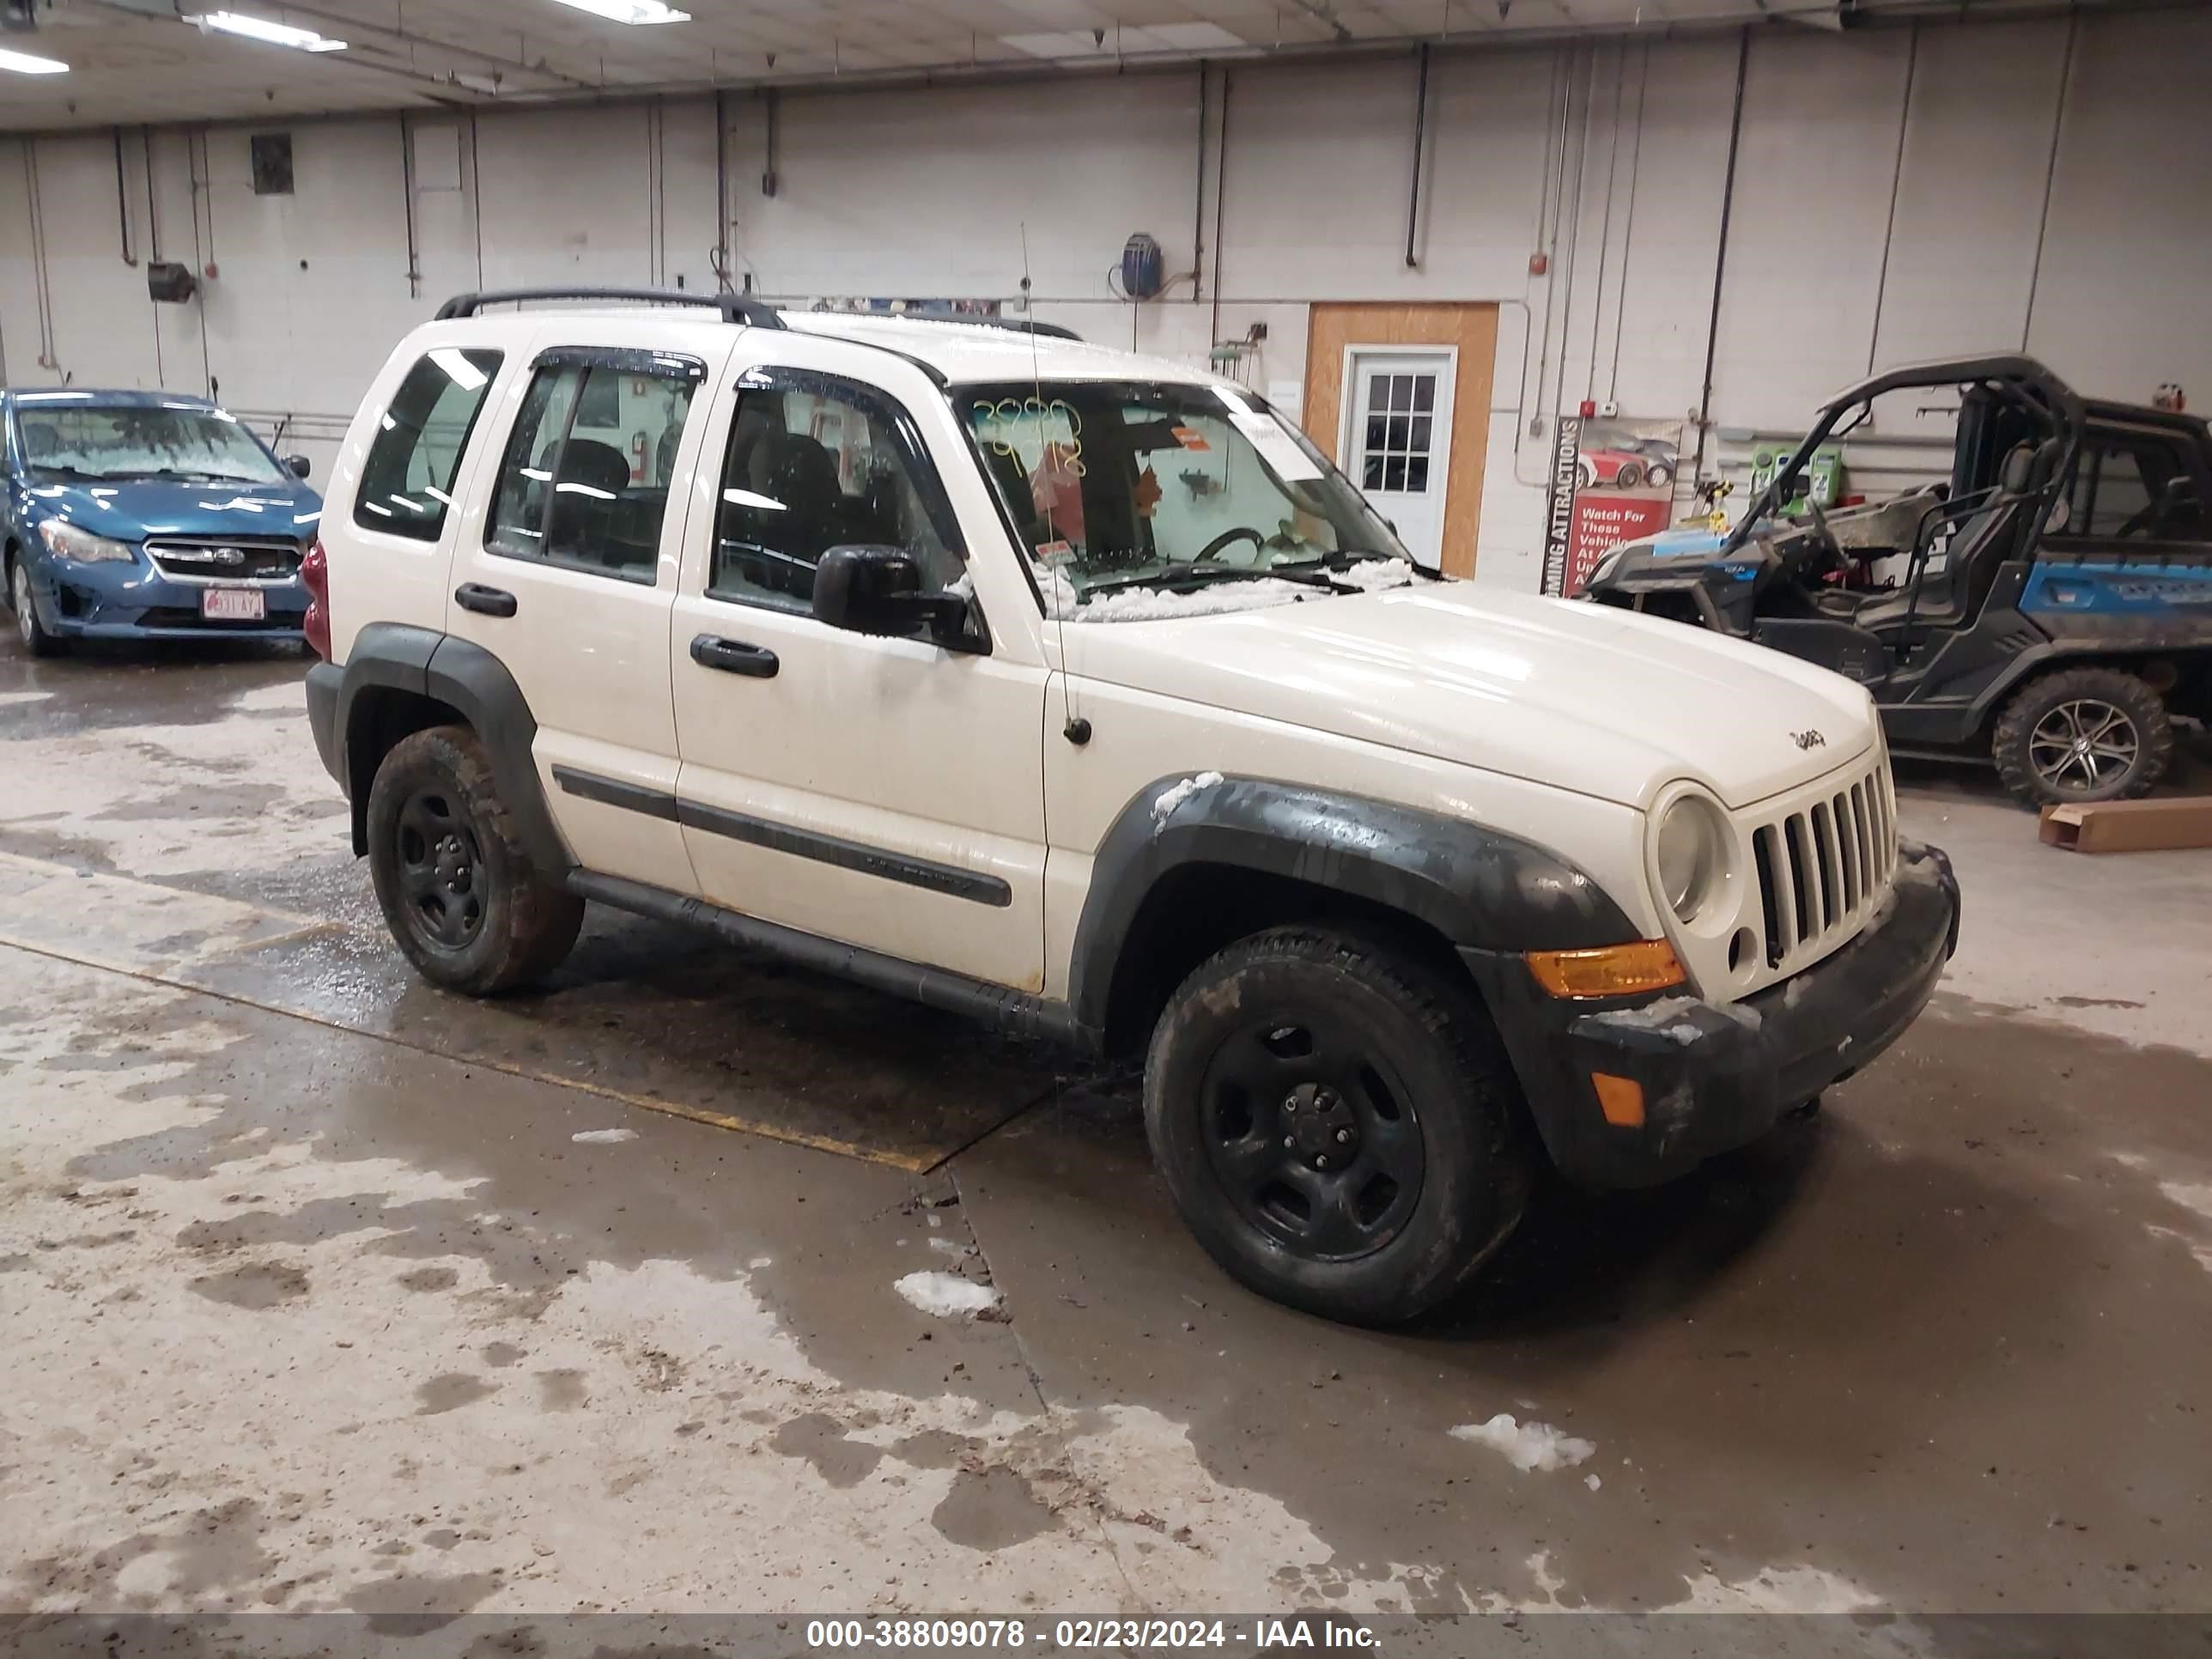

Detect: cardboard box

[2039,796,2212,854]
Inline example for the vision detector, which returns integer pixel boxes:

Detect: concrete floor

[2,637,2209,1632]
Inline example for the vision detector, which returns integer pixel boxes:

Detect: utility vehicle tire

[1144,927,1534,1326]
[1992,666,2172,808]
[366,725,584,994]
[9,556,64,659]
[1615,461,1644,489]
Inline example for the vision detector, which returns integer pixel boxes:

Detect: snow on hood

[1060,580,1880,811]
[1039,557,1417,622]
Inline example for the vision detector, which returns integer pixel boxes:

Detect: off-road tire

[9,555,64,659]
[366,724,584,994]
[1992,666,2172,808]
[1144,927,1534,1326]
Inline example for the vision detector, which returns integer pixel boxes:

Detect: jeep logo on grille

[1790,729,1827,751]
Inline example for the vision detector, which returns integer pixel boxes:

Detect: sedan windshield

[14,403,289,486]
[960,380,1414,616]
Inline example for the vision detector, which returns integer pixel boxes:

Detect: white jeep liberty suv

[304,288,1960,1326]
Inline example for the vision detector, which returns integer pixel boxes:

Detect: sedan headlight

[1655,794,1729,922]
[39,520,137,564]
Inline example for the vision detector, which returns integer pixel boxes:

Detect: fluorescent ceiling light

[0,47,70,75]
[544,0,691,22]
[184,12,348,52]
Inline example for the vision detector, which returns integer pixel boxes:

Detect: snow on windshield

[1038,557,1417,622]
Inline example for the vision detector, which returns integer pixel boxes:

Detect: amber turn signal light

[1590,1072,1646,1127]
[1523,939,1687,999]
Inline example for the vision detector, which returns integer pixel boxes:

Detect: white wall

[4,10,2209,584]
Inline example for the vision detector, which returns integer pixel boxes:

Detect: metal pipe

[1210,69,1231,346]
[1192,64,1207,304]
[1692,28,1751,489]
[398,112,422,301]
[1527,44,1574,442]
[142,126,161,260]
[1605,42,1650,408]
[2021,10,2080,352]
[114,128,137,266]
[1583,45,1626,404]
[714,87,731,289]
[1864,21,1918,374]
[1404,43,1430,269]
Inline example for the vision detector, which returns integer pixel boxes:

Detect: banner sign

[1541,417,1686,597]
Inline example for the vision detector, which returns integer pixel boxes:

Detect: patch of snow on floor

[2159,1180,2212,1223]
[1449,1413,1595,1473]
[1152,772,1224,827]
[1663,1564,1882,1613]
[0,690,54,708]
[893,1270,1002,1318]
[571,1127,639,1145]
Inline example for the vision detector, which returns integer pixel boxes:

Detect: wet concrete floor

[2,639,2209,1630]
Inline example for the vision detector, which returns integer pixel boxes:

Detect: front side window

[960,380,1413,617]
[2063,433,2206,541]
[484,349,702,582]
[711,370,963,612]
[355,347,503,541]
[15,398,289,487]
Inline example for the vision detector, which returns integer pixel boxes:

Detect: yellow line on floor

[0,929,938,1173]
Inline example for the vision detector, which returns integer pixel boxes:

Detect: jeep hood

[1060,583,1877,811]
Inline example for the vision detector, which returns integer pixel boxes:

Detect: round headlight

[1656,797,1725,921]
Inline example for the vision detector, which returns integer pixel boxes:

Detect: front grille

[143,536,305,581]
[1748,758,1896,976]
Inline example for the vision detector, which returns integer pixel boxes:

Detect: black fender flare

[1066,774,1641,1036]
[326,623,572,873]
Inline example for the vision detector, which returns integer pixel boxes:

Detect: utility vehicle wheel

[1992,666,2172,808]
[1144,927,1534,1326]
[1647,461,1674,488]
[1615,461,1644,489]
[366,725,584,994]
[9,557,63,658]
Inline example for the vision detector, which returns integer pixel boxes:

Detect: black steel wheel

[1146,927,1533,1326]
[1992,666,2172,808]
[1198,1015,1425,1262]
[366,725,583,994]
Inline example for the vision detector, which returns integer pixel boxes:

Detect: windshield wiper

[28,464,110,483]
[117,467,254,483]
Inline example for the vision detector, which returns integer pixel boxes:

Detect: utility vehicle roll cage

[1717,355,2087,559]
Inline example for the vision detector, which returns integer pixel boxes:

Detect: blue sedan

[2,387,325,655]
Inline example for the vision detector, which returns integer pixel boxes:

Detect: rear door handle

[455,583,518,618]
[690,635,779,678]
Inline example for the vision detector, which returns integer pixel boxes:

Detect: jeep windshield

[959,380,1417,618]
[13,402,290,486]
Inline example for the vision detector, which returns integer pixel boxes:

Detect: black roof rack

[434,287,785,329]
[960,316,1083,343]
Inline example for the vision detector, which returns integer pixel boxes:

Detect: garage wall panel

[2028,8,2212,404]
[1708,30,1916,432]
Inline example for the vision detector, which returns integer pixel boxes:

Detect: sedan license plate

[201,587,266,623]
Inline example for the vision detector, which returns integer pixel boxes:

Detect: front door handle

[455,582,518,618]
[690,634,779,678]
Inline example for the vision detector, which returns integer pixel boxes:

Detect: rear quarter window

[354,348,503,541]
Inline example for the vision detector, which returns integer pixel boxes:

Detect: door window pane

[354,348,502,541]
[1357,370,1438,494]
[711,375,963,612]
[484,356,697,582]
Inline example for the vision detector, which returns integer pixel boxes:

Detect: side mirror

[811,544,973,648]
[285,454,313,479]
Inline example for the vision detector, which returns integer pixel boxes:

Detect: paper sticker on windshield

[1036,539,1074,567]
[1171,425,1211,452]
[1229,412,1323,482]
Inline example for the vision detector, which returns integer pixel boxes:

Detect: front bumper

[28,560,306,641]
[1465,839,1961,1189]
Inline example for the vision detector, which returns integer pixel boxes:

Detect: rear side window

[483,348,702,584]
[354,347,502,541]
[2063,431,2207,541]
